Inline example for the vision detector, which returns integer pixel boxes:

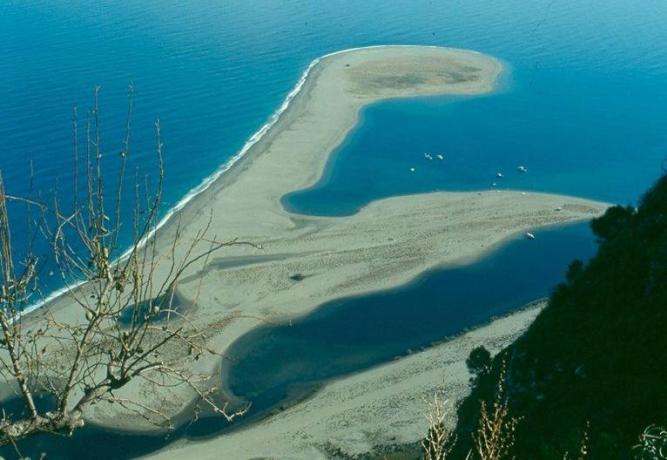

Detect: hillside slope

[452,173,667,458]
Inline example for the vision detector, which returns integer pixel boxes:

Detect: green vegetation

[449,172,667,459]
[466,346,492,383]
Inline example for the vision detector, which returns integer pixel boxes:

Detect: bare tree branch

[0,88,250,450]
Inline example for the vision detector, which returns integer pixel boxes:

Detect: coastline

[25,44,503,316]
[147,303,545,459]
[27,45,608,442]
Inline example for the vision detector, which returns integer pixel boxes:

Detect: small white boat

[410,167,416,172]
[496,172,504,178]
[525,232,536,240]
[491,182,498,187]
[424,153,433,160]
[517,165,528,173]
[436,154,444,160]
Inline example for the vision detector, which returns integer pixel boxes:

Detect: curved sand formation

[36,46,607,455]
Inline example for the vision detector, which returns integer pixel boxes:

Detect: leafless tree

[634,424,667,460]
[468,363,519,460]
[421,364,518,460]
[0,86,247,450]
[422,390,456,460]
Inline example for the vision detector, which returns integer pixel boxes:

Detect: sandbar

[30,46,607,450]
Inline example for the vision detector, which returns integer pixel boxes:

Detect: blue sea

[2,1,667,457]
[2,0,667,296]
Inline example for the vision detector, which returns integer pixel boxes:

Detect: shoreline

[31,44,505,320]
[147,302,546,459]
[208,220,593,436]
[215,291,552,436]
[26,45,608,443]
[26,44,503,316]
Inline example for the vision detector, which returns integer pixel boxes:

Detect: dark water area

[222,222,597,419]
[2,222,597,459]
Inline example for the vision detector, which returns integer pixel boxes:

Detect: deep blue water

[0,222,597,460]
[2,0,667,296]
[1,1,666,457]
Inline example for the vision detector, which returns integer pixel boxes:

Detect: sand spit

[30,46,607,452]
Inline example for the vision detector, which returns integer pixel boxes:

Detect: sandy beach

[148,304,544,459]
[27,45,608,455]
